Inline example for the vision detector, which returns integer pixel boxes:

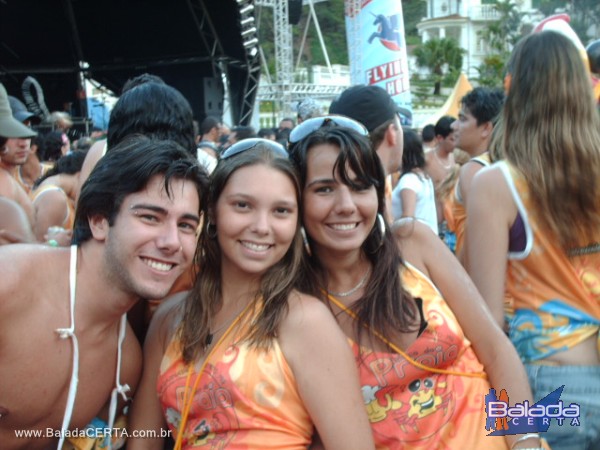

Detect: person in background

[278,117,295,132]
[196,115,222,160]
[0,83,36,225]
[258,127,276,141]
[467,30,600,450]
[391,128,438,234]
[449,87,504,263]
[225,125,257,148]
[76,74,197,200]
[288,117,542,450]
[297,97,322,124]
[128,139,374,450]
[31,150,87,244]
[420,124,436,152]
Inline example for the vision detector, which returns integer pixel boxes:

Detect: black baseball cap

[329,85,400,133]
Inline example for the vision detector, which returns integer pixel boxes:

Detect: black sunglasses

[220,138,288,160]
[288,115,369,144]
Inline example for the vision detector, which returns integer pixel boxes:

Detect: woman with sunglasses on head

[128,139,374,450]
[288,117,542,450]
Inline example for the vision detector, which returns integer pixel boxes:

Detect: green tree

[476,0,527,87]
[413,37,465,95]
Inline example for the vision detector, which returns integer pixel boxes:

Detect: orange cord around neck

[174,301,254,450]
[325,292,487,379]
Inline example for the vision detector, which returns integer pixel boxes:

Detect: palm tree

[413,37,465,95]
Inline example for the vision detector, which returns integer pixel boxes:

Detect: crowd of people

[1,28,599,450]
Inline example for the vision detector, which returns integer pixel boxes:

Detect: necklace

[175,301,253,450]
[328,267,371,298]
[205,304,248,348]
[433,149,453,170]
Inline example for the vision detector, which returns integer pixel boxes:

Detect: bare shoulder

[471,164,506,192]
[470,164,515,216]
[1,246,69,308]
[280,290,335,331]
[146,291,188,351]
[393,218,442,273]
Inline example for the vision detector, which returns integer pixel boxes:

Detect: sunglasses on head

[288,115,369,144]
[220,138,288,160]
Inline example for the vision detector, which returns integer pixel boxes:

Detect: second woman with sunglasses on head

[128,138,374,450]
[288,117,543,450]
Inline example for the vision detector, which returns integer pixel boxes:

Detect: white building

[416,0,537,78]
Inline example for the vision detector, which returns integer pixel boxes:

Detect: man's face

[99,174,201,300]
[279,119,294,131]
[437,131,456,154]
[452,106,487,156]
[1,138,31,167]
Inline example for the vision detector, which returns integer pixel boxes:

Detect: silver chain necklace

[328,267,371,298]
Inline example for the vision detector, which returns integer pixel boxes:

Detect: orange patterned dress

[346,263,508,449]
[157,319,312,449]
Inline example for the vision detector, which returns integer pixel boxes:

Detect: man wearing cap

[0,83,36,225]
[329,85,404,220]
[8,95,46,193]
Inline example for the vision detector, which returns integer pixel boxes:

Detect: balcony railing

[468,4,501,21]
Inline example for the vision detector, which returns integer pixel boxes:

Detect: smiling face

[302,143,378,257]
[215,163,298,279]
[95,174,201,300]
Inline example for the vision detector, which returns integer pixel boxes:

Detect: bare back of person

[0,168,34,225]
[0,245,142,450]
[425,150,454,190]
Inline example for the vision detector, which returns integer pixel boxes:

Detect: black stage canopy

[0,0,260,125]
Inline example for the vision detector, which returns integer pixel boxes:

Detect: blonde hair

[497,31,600,249]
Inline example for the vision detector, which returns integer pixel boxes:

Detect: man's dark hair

[232,126,257,142]
[73,135,208,244]
[434,116,456,138]
[107,82,196,157]
[121,73,166,94]
[200,116,220,135]
[400,128,426,175]
[460,87,505,126]
[421,124,435,143]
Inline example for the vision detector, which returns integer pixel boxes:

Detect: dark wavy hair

[106,82,196,156]
[460,87,504,126]
[400,128,426,176]
[179,143,304,363]
[289,126,418,344]
[73,135,208,244]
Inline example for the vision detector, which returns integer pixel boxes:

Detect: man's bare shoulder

[0,245,69,311]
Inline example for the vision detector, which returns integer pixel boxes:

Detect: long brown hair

[179,144,304,364]
[289,126,419,344]
[497,31,600,249]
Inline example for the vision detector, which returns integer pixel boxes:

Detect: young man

[424,115,456,190]
[0,83,36,224]
[0,136,208,450]
[450,87,504,261]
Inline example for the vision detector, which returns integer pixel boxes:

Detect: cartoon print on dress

[362,385,403,423]
[392,375,454,440]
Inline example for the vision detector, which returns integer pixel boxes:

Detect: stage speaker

[202,77,224,119]
[288,0,302,25]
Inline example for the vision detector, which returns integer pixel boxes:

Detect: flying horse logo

[367,13,403,51]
